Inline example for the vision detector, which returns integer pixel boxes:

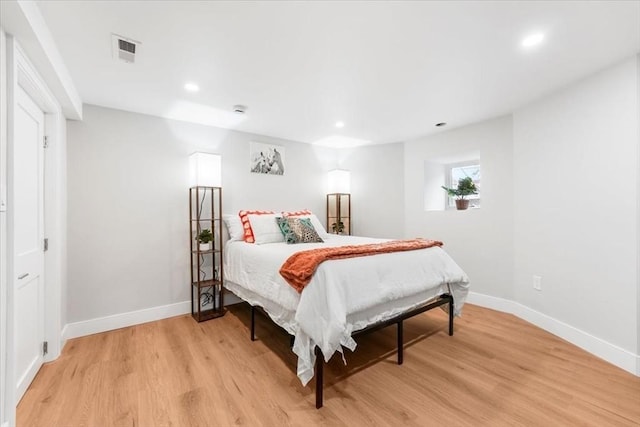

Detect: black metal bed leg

[315,347,324,409]
[397,320,404,365]
[448,295,454,336]
[250,305,256,341]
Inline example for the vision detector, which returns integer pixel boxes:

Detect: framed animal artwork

[250,142,285,175]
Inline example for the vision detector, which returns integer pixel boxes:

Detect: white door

[13,86,45,402]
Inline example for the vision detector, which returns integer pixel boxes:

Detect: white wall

[513,56,639,355]
[66,105,340,323]
[337,143,405,238]
[403,116,514,299]
[423,161,446,212]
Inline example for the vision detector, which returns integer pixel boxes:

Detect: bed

[222,218,470,408]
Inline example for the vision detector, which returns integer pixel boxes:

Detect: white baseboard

[467,291,640,377]
[465,291,514,313]
[59,323,69,353]
[62,295,245,342]
[62,300,191,341]
[59,292,640,377]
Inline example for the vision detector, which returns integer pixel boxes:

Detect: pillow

[248,214,285,245]
[282,210,330,239]
[239,210,274,243]
[276,217,297,244]
[282,209,312,216]
[222,214,244,241]
[284,217,324,244]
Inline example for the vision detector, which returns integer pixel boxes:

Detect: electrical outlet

[533,275,542,291]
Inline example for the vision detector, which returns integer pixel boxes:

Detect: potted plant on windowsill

[441,177,478,210]
[196,228,213,251]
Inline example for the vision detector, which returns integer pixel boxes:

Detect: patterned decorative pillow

[282,210,330,239]
[282,209,312,217]
[276,217,297,244]
[288,217,324,243]
[238,210,274,243]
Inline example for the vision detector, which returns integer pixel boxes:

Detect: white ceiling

[36,1,640,146]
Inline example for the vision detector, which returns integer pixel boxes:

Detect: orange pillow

[238,210,274,243]
[282,209,312,217]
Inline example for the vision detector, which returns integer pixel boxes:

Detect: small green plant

[441,177,478,200]
[331,221,345,234]
[196,228,213,244]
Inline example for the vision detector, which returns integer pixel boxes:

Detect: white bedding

[224,235,469,385]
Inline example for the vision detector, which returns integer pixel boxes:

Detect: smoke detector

[112,34,141,63]
[233,105,248,114]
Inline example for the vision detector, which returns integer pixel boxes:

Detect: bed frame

[248,293,454,408]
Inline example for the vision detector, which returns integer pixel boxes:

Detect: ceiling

[35,1,640,146]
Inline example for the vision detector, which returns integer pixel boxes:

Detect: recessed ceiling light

[335,121,345,128]
[435,122,447,127]
[184,82,200,92]
[521,33,545,48]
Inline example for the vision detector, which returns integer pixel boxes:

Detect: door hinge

[43,135,49,148]
[43,341,48,355]
[44,238,49,252]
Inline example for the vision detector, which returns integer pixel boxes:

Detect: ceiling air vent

[112,34,141,63]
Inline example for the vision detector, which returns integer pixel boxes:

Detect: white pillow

[248,214,285,245]
[223,214,244,241]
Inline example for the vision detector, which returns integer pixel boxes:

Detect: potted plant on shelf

[331,220,345,234]
[441,177,478,210]
[196,228,213,251]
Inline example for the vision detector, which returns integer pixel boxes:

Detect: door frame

[2,36,65,425]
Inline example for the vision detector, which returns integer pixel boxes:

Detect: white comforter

[224,235,469,385]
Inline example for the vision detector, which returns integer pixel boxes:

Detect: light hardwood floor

[18,303,640,426]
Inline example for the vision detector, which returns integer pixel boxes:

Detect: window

[423,154,481,212]
[445,161,481,208]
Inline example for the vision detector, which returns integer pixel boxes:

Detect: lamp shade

[327,169,351,193]
[189,152,222,187]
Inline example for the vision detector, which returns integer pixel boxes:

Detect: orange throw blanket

[279,238,443,292]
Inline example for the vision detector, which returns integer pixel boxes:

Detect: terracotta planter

[455,199,470,210]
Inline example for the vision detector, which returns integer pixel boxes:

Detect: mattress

[224,235,470,385]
